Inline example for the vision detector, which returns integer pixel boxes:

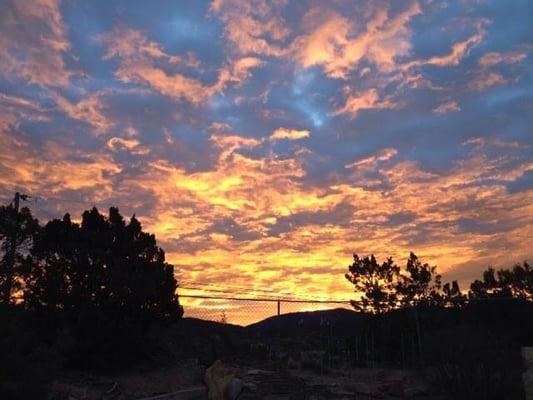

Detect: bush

[0,306,57,400]
[423,325,524,400]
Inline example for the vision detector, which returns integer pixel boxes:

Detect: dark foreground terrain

[40,304,531,400]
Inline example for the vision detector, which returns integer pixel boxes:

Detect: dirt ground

[48,359,445,400]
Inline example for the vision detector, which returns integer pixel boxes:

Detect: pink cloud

[333,88,400,118]
[478,51,527,67]
[0,0,72,86]
[433,101,461,115]
[99,28,262,104]
[293,2,421,78]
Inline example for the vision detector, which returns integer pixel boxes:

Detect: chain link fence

[180,293,352,326]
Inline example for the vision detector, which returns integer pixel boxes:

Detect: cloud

[426,28,485,67]
[333,88,400,118]
[270,128,310,141]
[433,101,461,115]
[0,93,49,133]
[210,0,290,57]
[99,28,262,104]
[0,135,122,198]
[51,92,113,135]
[466,50,527,92]
[478,51,527,67]
[0,0,72,86]
[293,2,421,78]
[345,148,398,169]
[210,133,262,160]
[100,28,199,67]
[106,137,149,155]
[401,22,486,71]
[1,0,532,317]
[468,71,507,92]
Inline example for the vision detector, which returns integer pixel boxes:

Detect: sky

[0,0,532,322]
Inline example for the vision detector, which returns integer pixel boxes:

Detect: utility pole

[2,192,24,304]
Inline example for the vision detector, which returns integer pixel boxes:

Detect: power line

[180,285,278,299]
[179,293,349,304]
[180,280,349,301]
[179,283,351,303]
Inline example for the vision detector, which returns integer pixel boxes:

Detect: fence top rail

[179,294,350,304]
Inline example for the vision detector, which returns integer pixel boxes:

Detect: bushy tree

[25,207,183,323]
[397,252,442,307]
[441,280,466,307]
[345,254,400,314]
[469,263,533,300]
[0,205,39,304]
[346,252,467,312]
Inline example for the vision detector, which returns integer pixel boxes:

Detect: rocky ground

[48,358,443,399]
[42,312,461,399]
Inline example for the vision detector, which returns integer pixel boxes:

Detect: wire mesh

[180,295,352,326]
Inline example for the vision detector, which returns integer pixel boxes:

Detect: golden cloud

[270,128,310,141]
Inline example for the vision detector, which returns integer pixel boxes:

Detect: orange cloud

[402,22,486,71]
[345,148,397,169]
[0,136,121,198]
[333,88,400,118]
[426,29,485,67]
[0,0,72,86]
[3,120,532,321]
[106,137,149,155]
[293,2,421,78]
[211,0,290,57]
[51,92,113,135]
[114,137,533,304]
[99,28,262,104]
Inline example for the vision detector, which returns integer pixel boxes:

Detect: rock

[203,360,241,400]
[225,378,243,400]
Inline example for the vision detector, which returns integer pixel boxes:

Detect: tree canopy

[397,252,442,307]
[469,263,533,300]
[25,207,183,322]
[346,252,464,313]
[0,205,39,304]
[345,254,400,314]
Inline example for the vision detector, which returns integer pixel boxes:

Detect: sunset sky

[1,0,532,321]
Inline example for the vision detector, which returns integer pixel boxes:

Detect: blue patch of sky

[506,170,533,193]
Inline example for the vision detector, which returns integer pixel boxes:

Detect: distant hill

[177,317,245,335]
[247,308,364,338]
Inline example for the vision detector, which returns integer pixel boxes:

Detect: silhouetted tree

[397,252,442,307]
[347,252,468,312]
[441,280,466,307]
[0,204,39,304]
[345,254,400,314]
[25,207,183,323]
[469,263,533,300]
